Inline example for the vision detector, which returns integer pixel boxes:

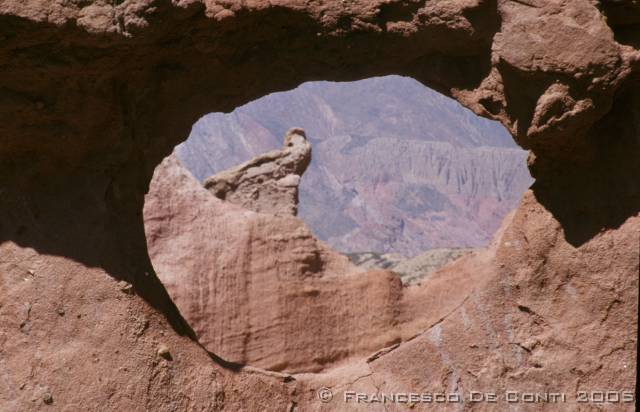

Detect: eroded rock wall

[146,153,487,373]
[296,191,638,411]
[147,152,638,409]
[1,0,639,410]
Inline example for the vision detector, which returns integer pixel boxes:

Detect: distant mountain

[176,75,533,256]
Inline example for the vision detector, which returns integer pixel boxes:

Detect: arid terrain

[348,248,475,284]
[146,129,502,372]
[177,76,533,255]
[1,0,638,411]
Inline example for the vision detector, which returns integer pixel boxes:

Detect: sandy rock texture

[148,151,639,410]
[204,128,311,216]
[296,192,639,411]
[146,153,483,373]
[1,0,639,410]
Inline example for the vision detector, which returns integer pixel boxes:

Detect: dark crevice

[599,0,640,49]
[375,0,424,25]
[530,73,640,246]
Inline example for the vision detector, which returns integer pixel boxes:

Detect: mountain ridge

[177,75,533,255]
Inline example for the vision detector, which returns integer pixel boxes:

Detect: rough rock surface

[1,0,639,410]
[147,153,469,373]
[296,193,639,411]
[203,128,311,216]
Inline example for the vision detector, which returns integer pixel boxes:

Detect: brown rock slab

[204,128,311,216]
[1,0,638,410]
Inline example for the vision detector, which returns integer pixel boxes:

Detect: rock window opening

[143,75,533,373]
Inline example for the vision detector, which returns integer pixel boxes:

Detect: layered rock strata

[1,0,639,410]
[178,76,534,255]
[146,151,458,373]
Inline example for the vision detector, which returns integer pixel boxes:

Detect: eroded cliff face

[177,76,534,256]
[296,194,639,411]
[1,0,639,410]
[146,147,500,374]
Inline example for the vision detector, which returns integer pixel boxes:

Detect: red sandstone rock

[295,192,639,411]
[145,150,637,409]
[146,153,440,373]
[1,0,639,410]
[203,128,311,216]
